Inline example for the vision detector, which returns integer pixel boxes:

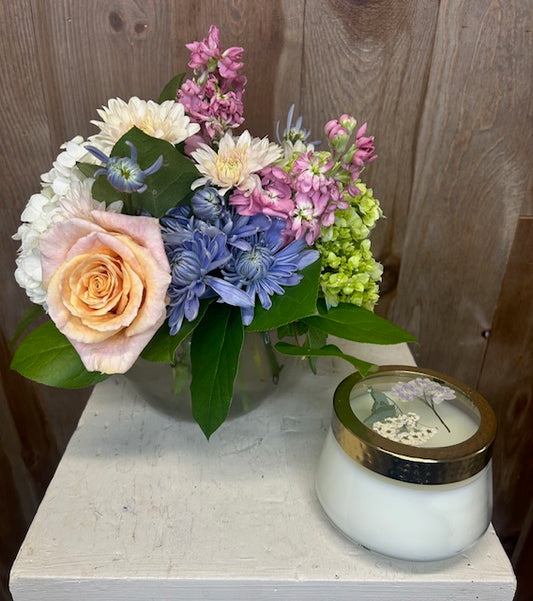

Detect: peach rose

[39,210,171,374]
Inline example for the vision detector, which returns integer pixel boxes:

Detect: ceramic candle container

[315,366,497,561]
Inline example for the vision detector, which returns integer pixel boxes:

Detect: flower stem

[383,392,405,415]
[291,322,300,346]
[262,331,283,384]
[424,391,451,433]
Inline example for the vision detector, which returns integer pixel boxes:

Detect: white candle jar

[315,366,497,561]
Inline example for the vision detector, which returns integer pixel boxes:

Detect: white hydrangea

[13,136,121,306]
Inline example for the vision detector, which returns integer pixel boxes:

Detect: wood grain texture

[388,0,532,386]
[479,216,533,601]
[1,0,53,336]
[30,0,175,147]
[0,5,64,593]
[478,217,533,551]
[301,0,440,313]
[521,169,533,215]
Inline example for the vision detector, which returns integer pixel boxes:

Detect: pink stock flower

[230,166,294,219]
[287,193,325,245]
[179,79,207,115]
[183,133,206,155]
[281,150,350,244]
[339,114,358,129]
[325,114,358,152]
[203,79,245,136]
[353,122,377,167]
[219,46,245,79]
[324,116,376,176]
[186,25,244,79]
[325,120,349,142]
[179,26,247,145]
[291,151,335,194]
[210,90,244,126]
[346,179,363,198]
[186,25,221,72]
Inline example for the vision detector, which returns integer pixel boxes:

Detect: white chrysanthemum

[90,97,200,154]
[191,130,282,195]
[13,137,121,306]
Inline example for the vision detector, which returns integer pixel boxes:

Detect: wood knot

[134,22,148,34]
[109,10,124,32]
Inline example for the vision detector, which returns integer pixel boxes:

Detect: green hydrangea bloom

[317,182,383,310]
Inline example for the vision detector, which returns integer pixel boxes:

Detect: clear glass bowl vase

[126,331,283,422]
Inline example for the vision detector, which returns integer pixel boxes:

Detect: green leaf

[76,162,100,178]
[363,403,397,426]
[306,324,328,349]
[91,127,200,217]
[363,387,397,426]
[141,300,213,363]
[274,341,377,376]
[190,305,244,438]
[303,303,417,345]
[246,259,322,332]
[91,175,130,209]
[158,73,185,103]
[9,304,45,350]
[11,321,109,389]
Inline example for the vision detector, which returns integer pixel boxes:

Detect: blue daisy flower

[161,210,255,335]
[223,219,320,326]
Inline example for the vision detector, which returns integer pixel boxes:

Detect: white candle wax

[315,429,493,561]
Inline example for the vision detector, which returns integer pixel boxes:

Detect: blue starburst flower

[215,209,271,251]
[86,141,163,193]
[223,218,320,326]
[161,212,254,335]
[190,185,225,220]
[163,199,271,252]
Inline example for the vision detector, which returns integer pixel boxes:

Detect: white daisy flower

[89,96,200,154]
[191,130,282,195]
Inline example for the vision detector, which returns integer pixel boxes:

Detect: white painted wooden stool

[10,343,516,600]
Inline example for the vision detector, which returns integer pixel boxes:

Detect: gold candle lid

[332,366,497,485]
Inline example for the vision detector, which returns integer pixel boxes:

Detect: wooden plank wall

[0,1,531,599]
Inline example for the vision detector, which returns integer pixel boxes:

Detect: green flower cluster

[317,182,383,310]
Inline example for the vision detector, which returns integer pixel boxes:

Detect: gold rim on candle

[332,366,497,485]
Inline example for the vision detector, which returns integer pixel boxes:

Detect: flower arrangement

[11,25,414,437]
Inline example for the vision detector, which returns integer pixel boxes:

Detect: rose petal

[40,211,171,373]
